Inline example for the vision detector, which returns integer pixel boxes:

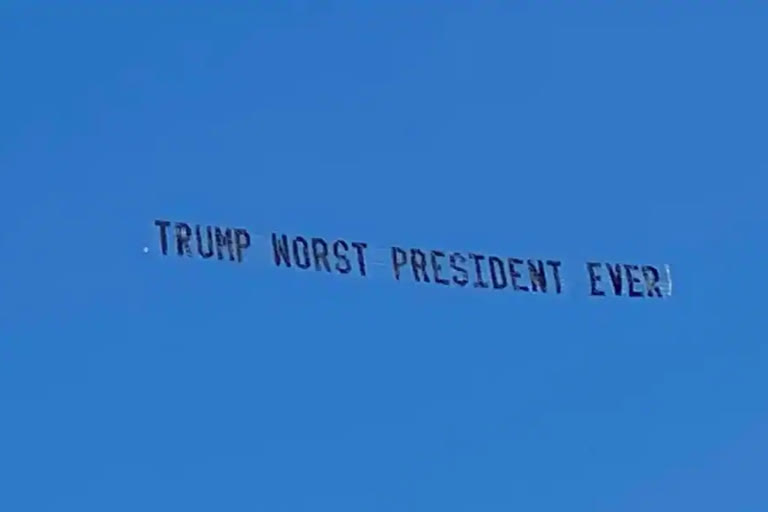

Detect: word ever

[586,262,664,298]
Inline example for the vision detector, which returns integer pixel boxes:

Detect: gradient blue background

[3,2,767,510]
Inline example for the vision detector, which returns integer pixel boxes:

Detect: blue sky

[2,2,767,510]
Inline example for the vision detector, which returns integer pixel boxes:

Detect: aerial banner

[149,219,673,299]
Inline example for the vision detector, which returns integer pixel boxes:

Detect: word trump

[154,220,251,262]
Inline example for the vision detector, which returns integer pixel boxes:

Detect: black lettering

[431,250,450,285]
[508,258,529,292]
[546,260,563,294]
[450,252,468,286]
[606,263,623,295]
[195,225,214,258]
[391,247,408,280]
[489,256,507,289]
[410,249,430,282]
[215,227,234,261]
[642,265,663,297]
[154,219,171,255]
[271,233,291,267]
[528,259,547,293]
[586,262,605,296]
[175,222,192,257]
[351,242,368,277]
[234,228,250,263]
[292,236,311,269]
[469,253,489,288]
[333,240,351,274]
[311,237,331,272]
[624,264,643,297]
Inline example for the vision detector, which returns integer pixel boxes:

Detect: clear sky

[2,2,767,511]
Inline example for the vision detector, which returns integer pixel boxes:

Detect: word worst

[152,220,670,299]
